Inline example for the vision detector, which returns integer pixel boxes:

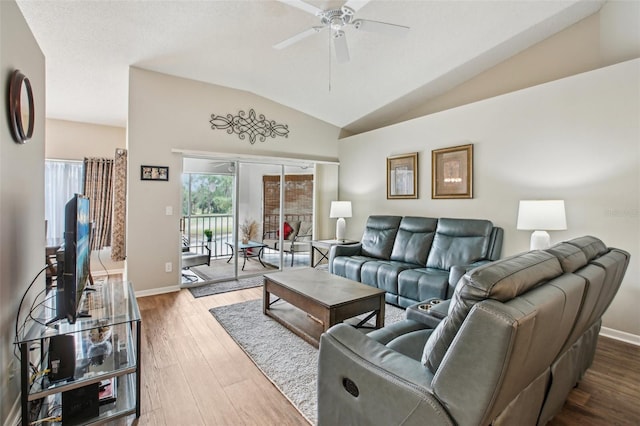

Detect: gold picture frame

[387,152,418,199]
[432,144,473,199]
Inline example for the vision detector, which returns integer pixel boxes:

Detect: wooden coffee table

[263,268,386,347]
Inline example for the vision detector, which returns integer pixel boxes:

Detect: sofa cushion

[426,218,493,270]
[361,216,402,259]
[546,242,587,273]
[566,235,608,262]
[422,250,564,372]
[361,260,418,294]
[331,255,376,282]
[397,268,450,302]
[390,216,438,265]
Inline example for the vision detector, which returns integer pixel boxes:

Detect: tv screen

[56,194,91,324]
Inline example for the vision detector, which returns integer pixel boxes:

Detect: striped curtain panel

[111,149,127,261]
[83,157,114,250]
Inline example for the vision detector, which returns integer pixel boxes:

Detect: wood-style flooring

[118,276,639,425]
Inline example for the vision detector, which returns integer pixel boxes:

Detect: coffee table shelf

[263,268,385,347]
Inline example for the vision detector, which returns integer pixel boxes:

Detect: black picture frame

[140,165,169,181]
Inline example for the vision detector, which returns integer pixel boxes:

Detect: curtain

[44,160,84,240]
[111,149,127,261]
[83,157,114,250]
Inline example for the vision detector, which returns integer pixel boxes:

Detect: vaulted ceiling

[17,0,603,135]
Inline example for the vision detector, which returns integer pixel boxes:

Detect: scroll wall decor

[209,108,290,144]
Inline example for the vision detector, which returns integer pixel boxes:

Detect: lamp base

[336,217,346,241]
[530,230,551,250]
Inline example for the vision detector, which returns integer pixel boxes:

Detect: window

[262,174,314,237]
[45,160,83,240]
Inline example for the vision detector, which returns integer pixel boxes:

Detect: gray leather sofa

[329,215,503,307]
[318,236,630,426]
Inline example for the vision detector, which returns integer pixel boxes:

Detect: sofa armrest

[446,260,492,298]
[318,324,454,426]
[328,243,362,273]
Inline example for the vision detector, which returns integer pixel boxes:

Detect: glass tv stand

[16,281,141,425]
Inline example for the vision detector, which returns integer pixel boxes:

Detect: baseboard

[92,268,125,278]
[600,326,640,346]
[4,394,21,426]
[134,285,181,298]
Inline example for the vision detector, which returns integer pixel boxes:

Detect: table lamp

[330,201,352,241]
[517,200,567,250]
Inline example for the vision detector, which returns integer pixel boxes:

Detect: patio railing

[180,214,233,258]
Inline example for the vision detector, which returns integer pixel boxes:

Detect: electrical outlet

[165,262,172,273]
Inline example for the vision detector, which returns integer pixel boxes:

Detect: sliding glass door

[181,157,317,286]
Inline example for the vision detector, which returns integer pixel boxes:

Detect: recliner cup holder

[417,299,442,311]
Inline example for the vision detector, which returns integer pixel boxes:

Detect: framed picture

[387,152,418,199]
[432,144,473,199]
[141,165,169,181]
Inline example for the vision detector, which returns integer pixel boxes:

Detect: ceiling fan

[274,0,409,63]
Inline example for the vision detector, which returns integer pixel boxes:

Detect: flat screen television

[54,194,91,324]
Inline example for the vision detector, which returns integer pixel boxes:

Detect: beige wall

[127,68,341,294]
[0,1,46,423]
[45,119,126,273]
[364,0,640,135]
[338,59,640,338]
[45,118,125,160]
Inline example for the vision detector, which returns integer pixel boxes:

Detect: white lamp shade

[517,200,567,231]
[330,201,352,218]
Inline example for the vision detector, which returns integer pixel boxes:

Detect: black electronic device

[51,194,92,324]
[47,334,76,383]
[61,383,99,425]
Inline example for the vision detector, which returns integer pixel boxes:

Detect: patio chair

[181,235,211,268]
[263,220,312,266]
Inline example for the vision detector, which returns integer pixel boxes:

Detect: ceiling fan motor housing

[320,7,355,29]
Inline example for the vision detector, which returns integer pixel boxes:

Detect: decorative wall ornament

[209,109,289,144]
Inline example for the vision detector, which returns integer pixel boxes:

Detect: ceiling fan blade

[343,0,371,14]
[278,0,323,16]
[274,26,325,50]
[333,31,350,63]
[353,19,410,36]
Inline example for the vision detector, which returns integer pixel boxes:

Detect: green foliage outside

[182,174,233,215]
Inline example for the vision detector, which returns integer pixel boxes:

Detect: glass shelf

[17,281,141,344]
[17,281,141,426]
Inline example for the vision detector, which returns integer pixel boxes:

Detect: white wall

[0,1,46,422]
[45,119,125,160]
[338,59,639,337]
[127,68,341,294]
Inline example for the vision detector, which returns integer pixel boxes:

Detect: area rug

[209,299,405,424]
[188,276,264,298]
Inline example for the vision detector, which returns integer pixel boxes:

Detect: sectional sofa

[318,236,630,425]
[329,215,503,307]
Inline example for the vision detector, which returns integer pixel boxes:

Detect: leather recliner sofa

[329,215,503,307]
[317,236,630,426]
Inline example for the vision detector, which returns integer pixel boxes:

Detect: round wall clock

[8,69,35,144]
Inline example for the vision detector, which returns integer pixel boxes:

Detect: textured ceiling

[17,0,603,134]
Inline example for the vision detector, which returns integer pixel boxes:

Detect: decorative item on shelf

[140,165,169,181]
[517,200,567,250]
[330,201,352,241]
[8,69,35,144]
[387,153,418,199]
[209,108,289,144]
[204,229,213,242]
[432,144,473,199]
[240,219,258,244]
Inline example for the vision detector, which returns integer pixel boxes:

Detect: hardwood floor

[124,280,639,425]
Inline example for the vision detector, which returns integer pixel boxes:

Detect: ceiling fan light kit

[275,0,409,64]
